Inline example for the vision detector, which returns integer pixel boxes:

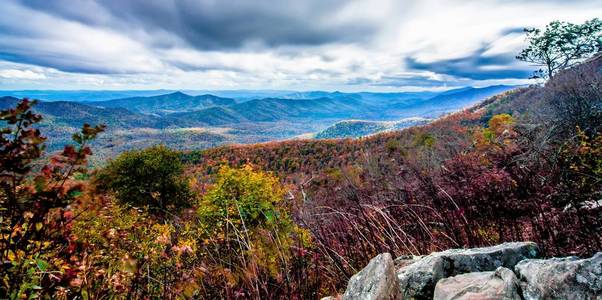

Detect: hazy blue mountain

[0,96,172,129]
[168,96,366,125]
[0,89,296,103]
[0,90,176,102]
[165,85,508,126]
[168,106,245,126]
[187,90,295,101]
[424,85,515,107]
[384,85,518,118]
[283,90,437,108]
[90,92,237,115]
[2,85,518,127]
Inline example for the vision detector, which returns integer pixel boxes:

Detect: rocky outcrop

[433,267,521,300]
[342,253,399,300]
[333,242,601,300]
[515,252,602,300]
[396,242,538,299]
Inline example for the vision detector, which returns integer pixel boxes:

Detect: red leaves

[62,145,77,159]
[0,99,105,298]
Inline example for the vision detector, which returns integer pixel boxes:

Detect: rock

[396,254,452,299]
[433,267,521,300]
[394,255,423,269]
[343,253,399,300]
[396,242,539,299]
[515,252,602,300]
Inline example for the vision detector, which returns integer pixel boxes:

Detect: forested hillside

[314,118,430,139]
[182,54,601,294]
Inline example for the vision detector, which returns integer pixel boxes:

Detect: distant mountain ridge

[161,85,517,126]
[0,90,176,102]
[0,85,519,160]
[1,85,518,128]
[91,92,237,115]
[0,96,173,129]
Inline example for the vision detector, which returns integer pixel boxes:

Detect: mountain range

[0,85,518,161]
[92,92,237,115]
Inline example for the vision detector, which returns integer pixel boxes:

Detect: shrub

[554,129,602,253]
[69,199,201,299]
[197,165,313,298]
[479,113,515,144]
[385,138,402,153]
[198,165,287,229]
[99,145,193,216]
[544,55,602,138]
[0,99,104,298]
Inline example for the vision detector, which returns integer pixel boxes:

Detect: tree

[99,145,193,216]
[517,18,602,79]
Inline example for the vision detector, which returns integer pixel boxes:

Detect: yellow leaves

[294,226,313,247]
[474,114,517,150]
[119,254,138,274]
[488,113,514,134]
[198,165,287,234]
[7,250,17,262]
[180,279,200,298]
[188,176,198,189]
[193,164,310,289]
[152,223,172,245]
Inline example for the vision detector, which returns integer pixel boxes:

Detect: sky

[1,0,601,92]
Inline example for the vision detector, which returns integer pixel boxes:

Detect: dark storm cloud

[19,0,376,50]
[406,48,532,80]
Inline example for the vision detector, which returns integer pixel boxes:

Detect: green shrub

[99,145,193,215]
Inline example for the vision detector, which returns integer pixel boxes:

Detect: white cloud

[1,0,601,91]
[0,69,46,79]
[0,1,165,74]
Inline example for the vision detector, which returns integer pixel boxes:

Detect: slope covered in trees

[314,118,431,139]
[184,54,602,289]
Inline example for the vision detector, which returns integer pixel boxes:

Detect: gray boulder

[394,255,423,269]
[515,252,602,300]
[343,253,399,300]
[433,267,521,300]
[396,242,539,299]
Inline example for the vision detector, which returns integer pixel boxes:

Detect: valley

[0,85,516,162]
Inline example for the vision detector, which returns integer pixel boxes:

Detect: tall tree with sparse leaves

[517,18,602,79]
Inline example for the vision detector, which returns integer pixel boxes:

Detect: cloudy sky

[1,0,601,91]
